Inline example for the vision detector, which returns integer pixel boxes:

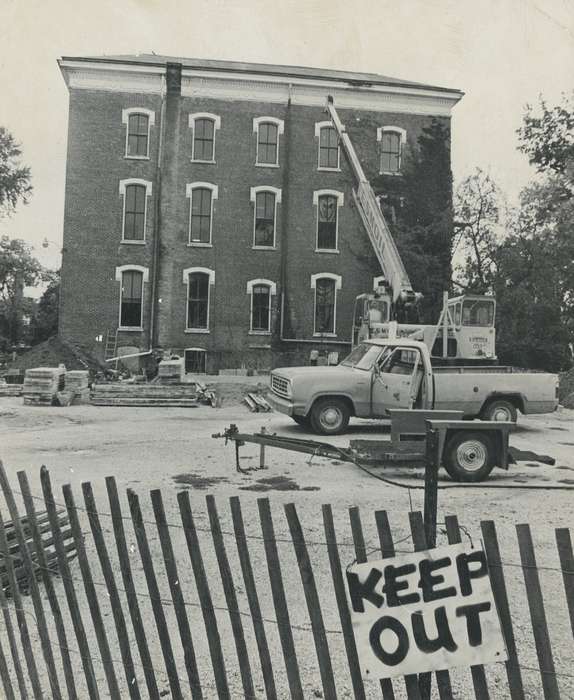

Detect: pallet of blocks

[90,382,199,407]
[0,382,23,397]
[23,367,66,406]
[65,370,90,404]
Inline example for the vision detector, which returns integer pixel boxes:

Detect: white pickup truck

[268,339,559,435]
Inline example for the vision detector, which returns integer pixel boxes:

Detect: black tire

[443,431,495,482]
[480,399,517,423]
[292,415,310,428]
[310,397,350,435]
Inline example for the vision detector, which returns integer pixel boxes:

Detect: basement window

[185,348,206,374]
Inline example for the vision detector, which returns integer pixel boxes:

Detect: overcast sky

[1,0,572,273]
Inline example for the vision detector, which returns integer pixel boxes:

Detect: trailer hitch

[212,424,272,474]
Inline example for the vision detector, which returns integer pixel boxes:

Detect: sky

[0,0,573,276]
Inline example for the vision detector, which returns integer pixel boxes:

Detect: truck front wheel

[310,398,350,435]
[292,415,311,428]
[443,431,495,482]
[481,399,517,423]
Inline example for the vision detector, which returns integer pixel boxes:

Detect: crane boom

[326,96,416,305]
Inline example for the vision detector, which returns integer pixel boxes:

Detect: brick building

[57,55,462,373]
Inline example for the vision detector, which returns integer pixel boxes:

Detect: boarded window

[315,278,336,334]
[190,188,213,243]
[254,191,276,247]
[319,126,339,169]
[120,270,143,327]
[188,272,210,329]
[317,195,338,249]
[193,118,215,161]
[252,284,271,331]
[123,184,146,240]
[127,113,149,157]
[380,131,401,173]
[257,122,279,165]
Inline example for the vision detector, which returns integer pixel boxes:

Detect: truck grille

[271,374,290,398]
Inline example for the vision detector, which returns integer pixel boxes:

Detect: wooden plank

[40,466,100,699]
[205,495,254,699]
[444,515,489,700]
[105,477,159,699]
[150,489,202,700]
[555,528,574,639]
[481,520,525,700]
[0,505,43,699]
[0,462,62,699]
[322,504,366,700]
[423,428,439,548]
[82,481,141,700]
[0,569,25,698]
[284,502,337,700]
[409,511,453,700]
[63,484,121,699]
[229,496,277,700]
[0,632,15,700]
[516,523,560,700]
[257,497,304,700]
[127,490,183,700]
[177,490,230,699]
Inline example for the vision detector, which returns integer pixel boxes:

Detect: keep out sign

[346,543,508,679]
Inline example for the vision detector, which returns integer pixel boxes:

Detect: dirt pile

[559,367,574,407]
[8,336,104,374]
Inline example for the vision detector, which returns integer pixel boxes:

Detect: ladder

[104,329,118,362]
[325,97,416,305]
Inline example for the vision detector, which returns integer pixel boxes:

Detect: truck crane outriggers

[325,97,497,362]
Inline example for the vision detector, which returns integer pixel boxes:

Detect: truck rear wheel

[310,398,350,435]
[481,399,517,423]
[443,431,495,482]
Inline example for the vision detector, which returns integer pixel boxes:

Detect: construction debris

[243,392,272,412]
[157,357,185,384]
[23,367,66,406]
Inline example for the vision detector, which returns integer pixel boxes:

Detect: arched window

[183,267,215,332]
[247,279,277,333]
[315,121,340,170]
[313,190,344,251]
[189,113,221,162]
[250,186,281,248]
[311,273,342,335]
[186,183,218,245]
[115,265,149,329]
[253,117,284,166]
[377,127,407,174]
[122,108,155,158]
[119,179,152,242]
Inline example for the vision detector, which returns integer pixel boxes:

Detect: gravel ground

[0,396,573,699]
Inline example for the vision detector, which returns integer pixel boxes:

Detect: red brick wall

[59,82,450,371]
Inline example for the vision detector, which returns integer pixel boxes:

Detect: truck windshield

[462,299,495,327]
[340,343,384,370]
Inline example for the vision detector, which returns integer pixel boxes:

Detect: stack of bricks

[23,367,66,406]
[65,370,91,404]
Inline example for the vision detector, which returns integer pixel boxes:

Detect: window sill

[255,162,280,169]
[252,245,277,251]
[317,167,341,173]
[121,240,146,245]
[118,327,144,332]
[185,328,210,334]
[379,171,403,177]
[315,248,340,254]
[249,331,271,336]
[191,159,216,164]
[124,155,150,161]
[313,332,337,338]
[187,242,213,248]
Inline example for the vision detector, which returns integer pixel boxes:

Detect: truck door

[371,347,423,416]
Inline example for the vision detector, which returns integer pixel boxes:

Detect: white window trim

[250,186,282,249]
[377,126,407,175]
[119,178,152,243]
[122,108,155,159]
[311,273,342,337]
[185,182,218,246]
[115,265,149,331]
[183,267,215,333]
[315,121,341,172]
[253,117,284,167]
[313,189,344,253]
[246,278,277,334]
[189,112,221,163]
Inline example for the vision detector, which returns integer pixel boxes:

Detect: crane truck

[325,97,496,363]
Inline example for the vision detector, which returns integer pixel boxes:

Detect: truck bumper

[266,393,305,417]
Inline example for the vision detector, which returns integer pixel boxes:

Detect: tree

[0,127,32,218]
[30,270,60,343]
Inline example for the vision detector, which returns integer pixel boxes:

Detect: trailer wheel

[444,431,495,482]
[310,398,350,435]
[480,399,517,423]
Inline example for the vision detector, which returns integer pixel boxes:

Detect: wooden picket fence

[0,460,572,699]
